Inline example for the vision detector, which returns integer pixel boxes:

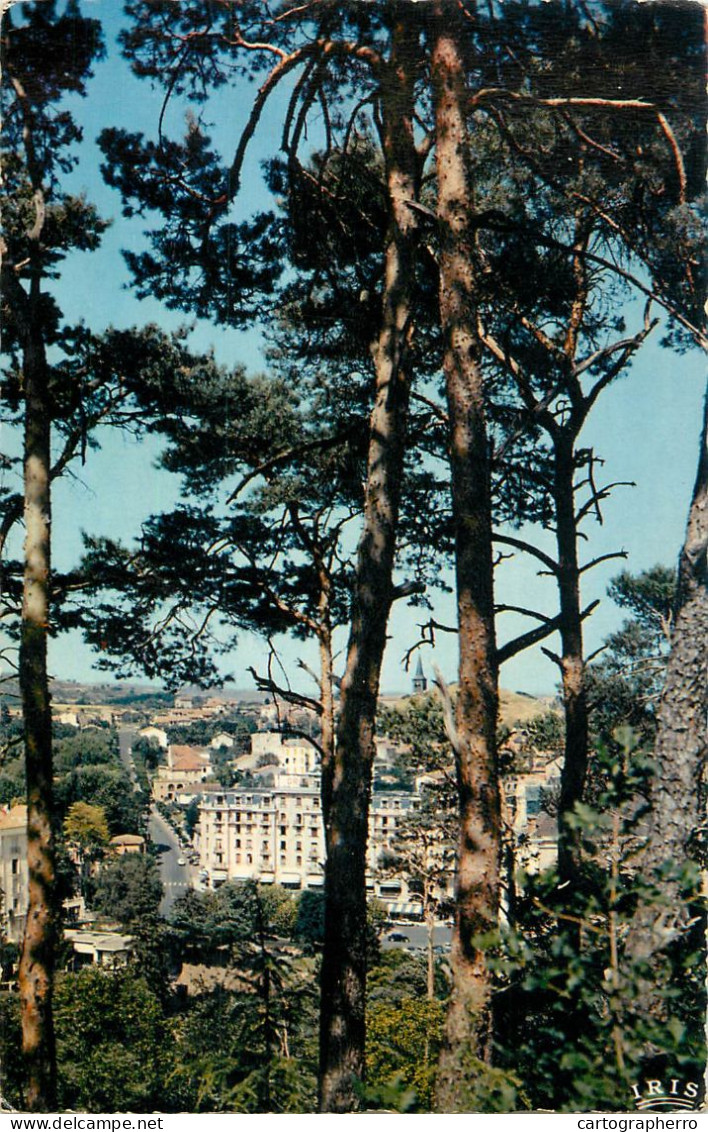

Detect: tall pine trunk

[631,384,707,1004]
[318,11,420,1113]
[18,320,58,1112]
[554,434,590,882]
[4,62,60,1110]
[431,6,502,1110]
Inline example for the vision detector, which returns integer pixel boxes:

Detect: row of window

[233,853,318,867]
[232,838,317,852]
[210,793,322,809]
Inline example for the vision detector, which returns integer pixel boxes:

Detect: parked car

[177,857,187,866]
[386,931,409,943]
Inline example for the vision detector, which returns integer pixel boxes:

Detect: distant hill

[499,688,558,727]
[379,685,558,727]
[0,676,272,708]
[1,676,557,722]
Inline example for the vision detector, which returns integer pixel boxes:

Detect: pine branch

[247,666,323,716]
[497,599,599,666]
[493,533,560,576]
[579,550,628,575]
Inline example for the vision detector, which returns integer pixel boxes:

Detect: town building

[412,656,428,694]
[210,732,235,750]
[152,744,213,803]
[0,805,29,943]
[192,722,561,911]
[64,928,133,969]
[196,774,441,907]
[250,731,319,774]
[56,709,80,728]
[196,777,323,891]
[109,834,146,856]
[502,754,562,874]
[138,725,168,749]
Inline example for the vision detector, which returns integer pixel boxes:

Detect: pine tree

[0,4,105,1106]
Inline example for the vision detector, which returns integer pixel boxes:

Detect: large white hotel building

[195,732,433,907]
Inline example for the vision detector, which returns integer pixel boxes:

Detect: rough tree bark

[554,432,591,882]
[632,384,707,978]
[318,11,421,1113]
[18,326,58,1113]
[1,63,60,1112]
[431,5,502,1110]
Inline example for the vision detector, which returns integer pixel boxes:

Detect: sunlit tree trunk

[318,11,420,1113]
[2,62,60,1110]
[18,307,58,1113]
[431,5,501,1110]
[554,433,590,883]
[631,384,707,1004]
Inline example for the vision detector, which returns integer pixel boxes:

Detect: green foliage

[227,1055,317,1114]
[167,716,254,751]
[295,890,386,961]
[168,986,243,1112]
[608,567,676,633]
[55,968,171,1112]
[588,566,677,748]
[55,761,145,835]
[184,797,200,840]
[258,885,298,938]
[295,890,325,949]
[0,756,25,808]
[171,881,295,957]
[169,977,318,1113]
[0,713,23,750]
[0,941,19,978]
[63,801,110,850]
[169,882,318,1111]
[358,1072,417,1114]
[439,1052,527,1114]
[54,729,116,772]
[365,997,446,1111]
[128,914,175,1008]
[512,710,564,763]
[52,726,149,836]
[170,887,221,959]
[127,744,153,795]
[92,853,163,926]
[379,693,451,773]
[368,949,448,1006]
[493,729,705,1112]
[131,735,162,770]
[0,992,24,1108]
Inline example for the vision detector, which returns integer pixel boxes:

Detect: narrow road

[148,804,195,916]
[118,728,194,915]
[117,727,140,792]
[381,921,453,953]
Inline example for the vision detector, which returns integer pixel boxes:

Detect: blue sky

[2,1,705,698]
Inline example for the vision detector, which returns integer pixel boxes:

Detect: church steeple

[412,656,427,694]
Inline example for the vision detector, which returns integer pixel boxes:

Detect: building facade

[502,755,562,874]
[196,778,438,906]
[0,805,29,942]
[250,731,319,774]
[152,744,213,803]
[196,777,324,890]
